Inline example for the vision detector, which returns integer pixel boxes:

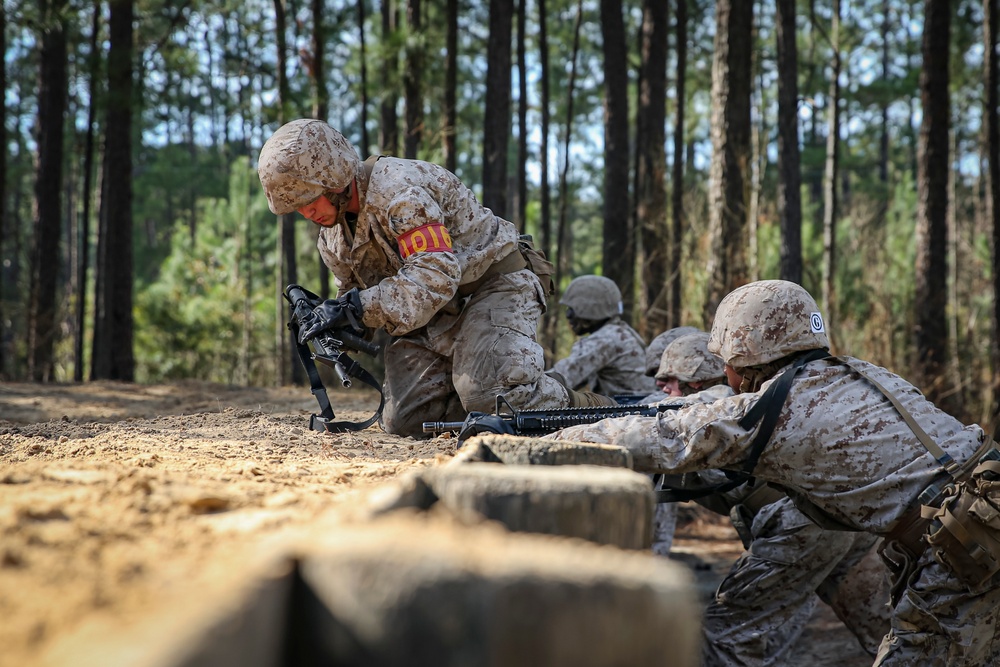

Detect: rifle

[284,284,385,433]
[425,396,748,506]
[422,395,678,441]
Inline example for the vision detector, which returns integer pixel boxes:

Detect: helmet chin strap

[326,181,357,235]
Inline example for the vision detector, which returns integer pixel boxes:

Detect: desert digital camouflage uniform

[552,280,1000,666]
[549,317,658,396]
[579,337,891,665]
[258,120,569,436]
[548,275,656,397]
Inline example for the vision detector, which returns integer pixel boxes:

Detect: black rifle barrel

[424,420,466,433]
[422,403,673,436]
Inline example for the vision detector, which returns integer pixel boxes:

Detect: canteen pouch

[923,452,1000,589]
[518,235,555,296]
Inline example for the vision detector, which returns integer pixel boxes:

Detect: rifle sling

[295,337,334,422]
[293,331,385,433]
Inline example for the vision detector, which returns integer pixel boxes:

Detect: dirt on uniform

[0,381,873,666]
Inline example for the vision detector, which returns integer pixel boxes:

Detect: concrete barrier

[60,516,699,667]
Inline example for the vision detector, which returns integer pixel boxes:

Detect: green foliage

[134,158,278,384]
[132,143,231,284]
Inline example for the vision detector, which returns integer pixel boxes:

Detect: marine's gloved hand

[298,288,365,344]
[457,413,515,444]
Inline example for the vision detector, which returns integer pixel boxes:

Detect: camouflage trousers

[873,547,1000,666]
[652,493,678,556]
[381,269,569,437]
[702,498,891,666]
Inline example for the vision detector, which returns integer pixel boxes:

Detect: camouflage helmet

[644,326,702,376]
[656,332,725,383]
[257,119,362,215]
[560,275,623,321]
[708,280,829,368]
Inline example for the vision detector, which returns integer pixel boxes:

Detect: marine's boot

[567,388,618,408]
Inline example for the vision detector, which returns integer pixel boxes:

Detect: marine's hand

[298,288,365,343]
[457,413,515,443]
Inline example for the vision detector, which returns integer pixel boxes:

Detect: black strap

[295,338,334,421]
[293,332,385,433]
[654,348,830,504]
[655,477,745,503]
[735,348,831,476]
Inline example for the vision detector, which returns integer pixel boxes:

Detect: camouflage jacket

[549,318,658,396]
[553,357,987,534]
[317,157,521,336]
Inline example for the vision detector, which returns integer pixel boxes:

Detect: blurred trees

[3,0,1000,429]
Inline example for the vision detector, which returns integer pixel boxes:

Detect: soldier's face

[661,377,684,397]
[724,364,743,393]
[298,195,339,227]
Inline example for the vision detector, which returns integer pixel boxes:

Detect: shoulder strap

[735,348,832,477]
[363,154,380,173]
[654,348,830,503]
[833,356,961,478]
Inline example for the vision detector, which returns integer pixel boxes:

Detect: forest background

[4,0,1000,432]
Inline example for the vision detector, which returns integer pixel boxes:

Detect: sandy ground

[0,380,873,666]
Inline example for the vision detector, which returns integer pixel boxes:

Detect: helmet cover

[655,332,725,383]
[708,280,829,367]
[560,275,623,321]
[258,119,362,215]
[644,326,702,376]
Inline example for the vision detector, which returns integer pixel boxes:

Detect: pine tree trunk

[552,0,585,361]
[483,0,513,218]
[776,0,802,285]
[821,0,841,332]
[75,3,100,382]
[915,0,952,408]
[637,0,668,336]
[538,0,552,261]
[443,0,457,172]
[274,0,301,385]
[0,4,6,378]
[358,0,371,154]
[380,0,400,155]
[600,0,632,320]
[669,0,687,328]
[704,0,753,321]
[311,0,331,300]
[404,0,423,158]
[91,0,135,381]
[28,0,69,382]
[515,0,528,233]
[986,0,1000,433]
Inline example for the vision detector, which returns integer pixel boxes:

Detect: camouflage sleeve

[546,392,759,475]
[549,332,622,390]
[645,394,758,473]
[544,414,660,446]
[358,186,463,335]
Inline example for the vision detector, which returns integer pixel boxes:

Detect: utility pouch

[518,235,555,296]
[922,449,1000,589]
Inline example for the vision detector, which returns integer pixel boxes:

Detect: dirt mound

[0,381,872,666]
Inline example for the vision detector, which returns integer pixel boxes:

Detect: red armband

[397,222,454,259]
